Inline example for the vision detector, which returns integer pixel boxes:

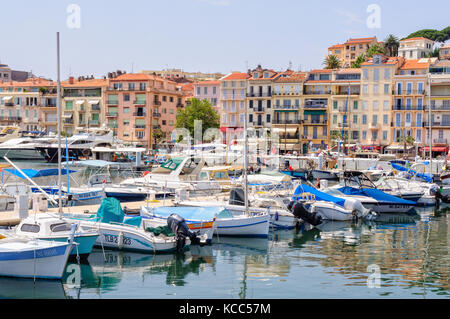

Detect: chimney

[69,76,74,84]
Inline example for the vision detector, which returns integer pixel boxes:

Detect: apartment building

[391,59,430,153]
[398,37,435,60]
[272,71,306,154]
[303,70,332,153]
[328,37,379,68]
[0,77,57,132]
[440,46,450,60]
[427,60,450,154]
[329,68,362,150]
[247,65,279,136]
[105,73,186,148]
[219,72,249,142]
[62,77,107,136]
[193,80,220,112]
[360,55,404,151]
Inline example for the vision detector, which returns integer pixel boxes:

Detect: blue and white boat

[0,225,76,279]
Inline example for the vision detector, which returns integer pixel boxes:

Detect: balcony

[337,122,349,128]
[64,119,74,125]
[434,138,448,144]
[369,123,381,129]
[176,103,184,108]
[133,111,146,117]
[246,92,272,98]
[89,120,100,126]
[274,104,300,110]
[134,100,146,105]
[106,112,118,117]
[334,91,360,96]
[304,91,331,95]
[393,90,426,95]
[4,102,14,107]
[134,124,146,129]
[0,116,22,122]
[425,105,450,111]
[304,104,327,109]
[272,119,301,125]
[392,105,425,111]
[152,112,161,118]
[304,119,328,125]
[423,122,450,127]
[153,100,161,106]
[253,107,265,113]
[107,100,119,106]
[91,105,101,112]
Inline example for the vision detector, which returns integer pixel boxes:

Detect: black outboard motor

[288,201,323,226]
[229,188,247,206]
[167,214,201,252]
[430,185,450,209]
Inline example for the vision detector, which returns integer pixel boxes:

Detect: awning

[279,143,298,151]
[421,146,449,152]
[2,96,12,101]
[88,100,100,104]
[62,112,73,119]
[304,110,326,115]
[385,144,414,151]
[76,100,85,105]
[360,145,381,150]
[272,128,298,134]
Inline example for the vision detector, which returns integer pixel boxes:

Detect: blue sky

[1,0,449,79]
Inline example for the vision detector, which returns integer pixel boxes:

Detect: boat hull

[215,214,269,238]
[0,149,44,161]
[0,242,71,279]
[310,203,355,221]
[40,234,98,258]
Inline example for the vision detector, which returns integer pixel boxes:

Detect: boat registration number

[104,234,132,246]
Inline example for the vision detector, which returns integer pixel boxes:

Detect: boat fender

[289,201,322,226]
[118,232,124,250]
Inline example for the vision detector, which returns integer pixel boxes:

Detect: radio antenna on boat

[243,95,249,216]
[56,32,63,218]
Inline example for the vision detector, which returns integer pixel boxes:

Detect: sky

[1,0,449,80]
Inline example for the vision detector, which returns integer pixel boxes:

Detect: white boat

[0,126,21,143]
[0,225,76,280]
[311,169,339,180]
[14,214,99,259]
[0,137,46,160]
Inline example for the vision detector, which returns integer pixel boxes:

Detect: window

[363,69,369,80]
[197,87,200,95]
[333,115,337,124]
[20,224,40,233]
[249,114,253,123]
[353,101,358,110]
[266,114,271,123]
[123,119,130,125]
[384,84,390,94]
[333,101,338,110]
[383,131,388,140]
[416,129,422,141]
[383,114,388,124]
[213,87,217,94]
[374,69,379,81]
[123,107,130,114]
[50,223,73,232]
[65,101,73,110]
[129,83,135,90]
[362,115,367,124]
[384,68,390,79]
[353,115,358,124]
[417,113,422,126]
[418,82,424,94]
[372,114,378,124]
[373,84,379,94]
[124,94,130,102]
[204,87,208,95]
[362,131,367,140]
[373,101,379,110]
[362,101,367,110]
[418,98,423,110]
[363,85,368,94]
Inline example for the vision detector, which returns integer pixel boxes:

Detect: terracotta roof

[193,80,220,86]
[62,78,108,88]
[0,77,56,88]
[432,60,450,67]
[221,72,250,81]
[400,37,433,42]
[111,73,165,82]
[361,55,402,66]
[345,37,377,44]
[400,59,429,70]
[274,72,307,83]
[180,83,194,91]
[309,69,334,73]
[329,44,345,50]
[336,68,362,74]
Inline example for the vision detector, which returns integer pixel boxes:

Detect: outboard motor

[430,185,450,208]
[229,188,247,206]
[288,201,323,226]
[167,214,201,252]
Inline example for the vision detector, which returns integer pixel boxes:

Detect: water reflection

[0,278,67,299]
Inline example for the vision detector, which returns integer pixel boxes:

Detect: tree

[384,34,399,56]
[323,55,341,69]
[404,27,450,43]
[176,98,220,139]
[366,43,386,58]
[351,54,366,68]
[153,128,165,145]
[425,48,440,58]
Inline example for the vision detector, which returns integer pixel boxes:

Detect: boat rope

[33,241,37,284]
[98,223,106,262]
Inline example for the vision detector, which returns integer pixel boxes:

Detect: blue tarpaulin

[391,163,433,183]
[4,168,77,179]
[292,184,346,207]
[337,186,416,205]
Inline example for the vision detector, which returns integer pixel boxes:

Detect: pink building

[193,80,220,112]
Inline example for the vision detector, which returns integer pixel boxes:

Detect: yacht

[0,136,50,160]
[0,126,21,143]
[35,127,115,163]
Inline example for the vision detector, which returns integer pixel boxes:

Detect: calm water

[0,206,448,299]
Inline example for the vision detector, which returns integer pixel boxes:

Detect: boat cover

[96,197,124,224]
[337,186,416,205]
[292,184,346,207]
[391,163,433,183]
[4,168,76,179]
[151,206,229,221]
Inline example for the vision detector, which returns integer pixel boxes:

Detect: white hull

[362,202,414,213]
[311,202,355,221]
[0,241,71,279]
[215,213,269,238]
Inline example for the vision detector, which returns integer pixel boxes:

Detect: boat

[0,225,76,280]
[140,205,217,242]
[35,127,115,163]
[333,171,417,213]
[0,136,47,160]
[65,198,206,253]
[0,126,21,143]
[13,214,99,259]
[311,169,339,181]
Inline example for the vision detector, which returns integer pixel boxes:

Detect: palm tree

[323,55,342,69]
[384,34,399,56]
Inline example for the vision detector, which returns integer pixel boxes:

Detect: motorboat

[0,126,21,143]
[0,225,76,280]
[13,214,99,259]
[0,136,47,160]
[311,169,339,181]
[36,127,115,163]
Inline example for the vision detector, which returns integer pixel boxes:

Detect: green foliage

[152,128,165,144]
[397,135,415,146]
[384,34,400,56]
[366,43,386,58]
[39,87,48,94]
[351,54,366,68]
[176,98,220,137]
[323,55,342,69]
[403,27,450,43]
[425,48,440,58]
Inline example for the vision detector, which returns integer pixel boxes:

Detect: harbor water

[0,206,448,299]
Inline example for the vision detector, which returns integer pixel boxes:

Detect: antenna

[288,61,292,70]
[131,62,134,73]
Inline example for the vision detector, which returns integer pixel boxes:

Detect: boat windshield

[50,222,74,233]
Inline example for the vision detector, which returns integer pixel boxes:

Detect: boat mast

[428,72,432,176]
[243,96,249,216]
[56,32,62,217]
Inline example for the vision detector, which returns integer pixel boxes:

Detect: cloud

[199,0,231,6]
[335,9,365,25]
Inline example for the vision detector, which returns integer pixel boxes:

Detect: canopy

[150,206,226,221]
[421,146,448,152]
[65,159,116,167]
[337,186,416,205]
[88,100,100,104]
[292,184,346,207]
[161,157,184,170]
[76,100,85,105]
[2,96,12,101]
[4,168,77,179]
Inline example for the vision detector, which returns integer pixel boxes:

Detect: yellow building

[328,37,379,68]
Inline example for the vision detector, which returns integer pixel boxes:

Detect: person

[315,178,320,188]
[289,165,293,171]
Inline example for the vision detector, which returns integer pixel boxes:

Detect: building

[303,69,332,153]
[0,64,32,82]
[360,54,404,151]
[272,71,306,154]
[141,69,224,81]
[328,37,379,68]
[390,59,431,154]
[0,78,57,132]
[398,37,435,60]
[219,72,249,142]
[427,59,450,156]
[439,45,450,60]
[329,68,362,152]
[193,80,221,112]
[105,73,187,148]
[62,77,108,135]
[247,65,279,135]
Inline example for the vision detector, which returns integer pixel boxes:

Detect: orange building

[328,37,379,68]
